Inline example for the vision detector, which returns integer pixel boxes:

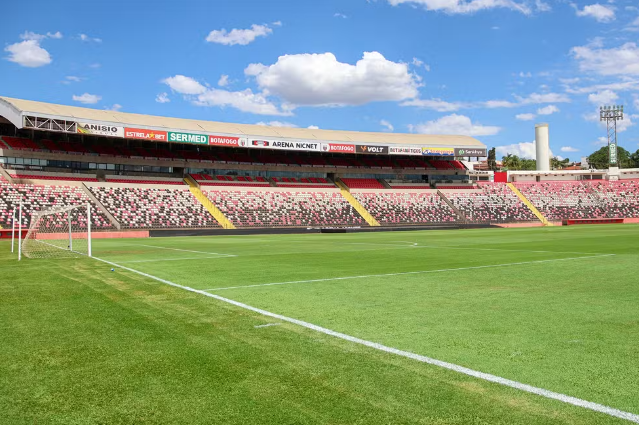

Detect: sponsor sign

[77,123,124,138]
[356,145,389,155]
[422,147,455,156]
[168,131,208,145]
[124,128,167,141]
[609,142,618,165]
[248,139,323,152]
[454,148,487,157]
[389,146,422,156]
[322,143,356,153]
[209,135,240,147]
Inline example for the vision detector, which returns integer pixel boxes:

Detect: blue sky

[1,0,639,161]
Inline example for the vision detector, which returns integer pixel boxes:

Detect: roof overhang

[0,96,487,157]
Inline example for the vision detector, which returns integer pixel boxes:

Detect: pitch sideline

[92,255,638,424]
[202,254,616,292]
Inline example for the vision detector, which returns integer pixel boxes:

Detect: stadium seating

[590,180,639,218]
[0,182,113,230]
[11,173,98,182]
[340,178,386,189]
[89,186,220,229]
[514,181,608,221]
[204,189,365,227]
[191,174,270,187]
[443,183,537,223]
[272,177,334,188]
[353,192,458,225]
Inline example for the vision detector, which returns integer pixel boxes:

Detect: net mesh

[22,204,91,259]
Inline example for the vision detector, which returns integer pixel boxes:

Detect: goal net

[22,203,92,259]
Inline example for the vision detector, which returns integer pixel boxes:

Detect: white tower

[535,123,550,171]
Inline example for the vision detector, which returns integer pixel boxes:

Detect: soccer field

[1,225,638,424]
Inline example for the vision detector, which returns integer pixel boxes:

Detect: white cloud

[535,0,551,12]
[62,75,82,84]
[572,41,639,76]
[205,24,273,46]
[20,31,62,41]
[412,57,424,67]
[155,92,170,103]
[409,114,500,136]
[519,71,532,78]
[218,74,230,87]
[255,121,298,127]
[272,21,282,27]
[194,88,292,116]
[575,4,615,22]
[496,140,555,159]
[246,51,420,106]
[72,93,101,104]
[401,98,465,111]
[537,105,559,115]
[79,33,102,43]
[307,125,319,129]
[5,40,52,67]
[516,113,536,120]
[334,13,348,18]
[484,92,570,108]
[561,146,579,152]
[89,63,101,68]
[162,75,207,95]
[386,0,532,15]
[105,104,122,111]
[588,89,619,104]
[517,92,570,104]
[593,136,608,146]
[380,119,394,131]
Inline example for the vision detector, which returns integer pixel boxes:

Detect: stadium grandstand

[1,96,639,236]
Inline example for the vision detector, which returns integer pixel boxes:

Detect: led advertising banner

[209,135,241,147]
[454,148,487,157]
[389,146,422,156]
[355,145,389,155]
[422,147,455,156]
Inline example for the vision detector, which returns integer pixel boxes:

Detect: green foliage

[588,146,635,168]
[487,147,497,171]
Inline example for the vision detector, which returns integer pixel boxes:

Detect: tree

[551,157,570,170]
[487,147,497,171]
[588,146,633,169]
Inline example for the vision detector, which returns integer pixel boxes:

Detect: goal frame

[20,202,92,260]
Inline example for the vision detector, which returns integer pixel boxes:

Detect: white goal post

[21,203,92,259]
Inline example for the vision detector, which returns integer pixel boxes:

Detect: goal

[22,203,92,259]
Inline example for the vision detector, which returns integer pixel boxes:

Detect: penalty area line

[128,244,237,257]
[203,254,616,292]
[91,255,638,424]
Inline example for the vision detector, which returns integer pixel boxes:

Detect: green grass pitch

[1,225,638,424]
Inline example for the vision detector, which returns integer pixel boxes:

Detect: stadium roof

[0,96,484,150]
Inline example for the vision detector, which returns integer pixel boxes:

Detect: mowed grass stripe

[91,255,639,423]
[0,246,627,424]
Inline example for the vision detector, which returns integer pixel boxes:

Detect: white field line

[131,244,237,257]
[254,323,282,328]
[202,254,616,292]
[91,255,638,424]
[345,242,610,256]
[117,255,235,263]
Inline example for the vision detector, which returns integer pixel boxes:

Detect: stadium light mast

[599,105,623,167]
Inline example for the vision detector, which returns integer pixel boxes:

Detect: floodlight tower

[600,105,624,167]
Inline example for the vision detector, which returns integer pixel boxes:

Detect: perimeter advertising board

[245,139,324,152]
[422,147,455,156]
[77,123,124,138]
[356,145,389,155]
[124,128,168,141]
[454,148,487,157]
[168,131,208,145]
[322,143,356,153]
[209,135,241,147]
[389,146,422,156]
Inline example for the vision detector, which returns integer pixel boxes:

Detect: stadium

[1,93,639,424]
